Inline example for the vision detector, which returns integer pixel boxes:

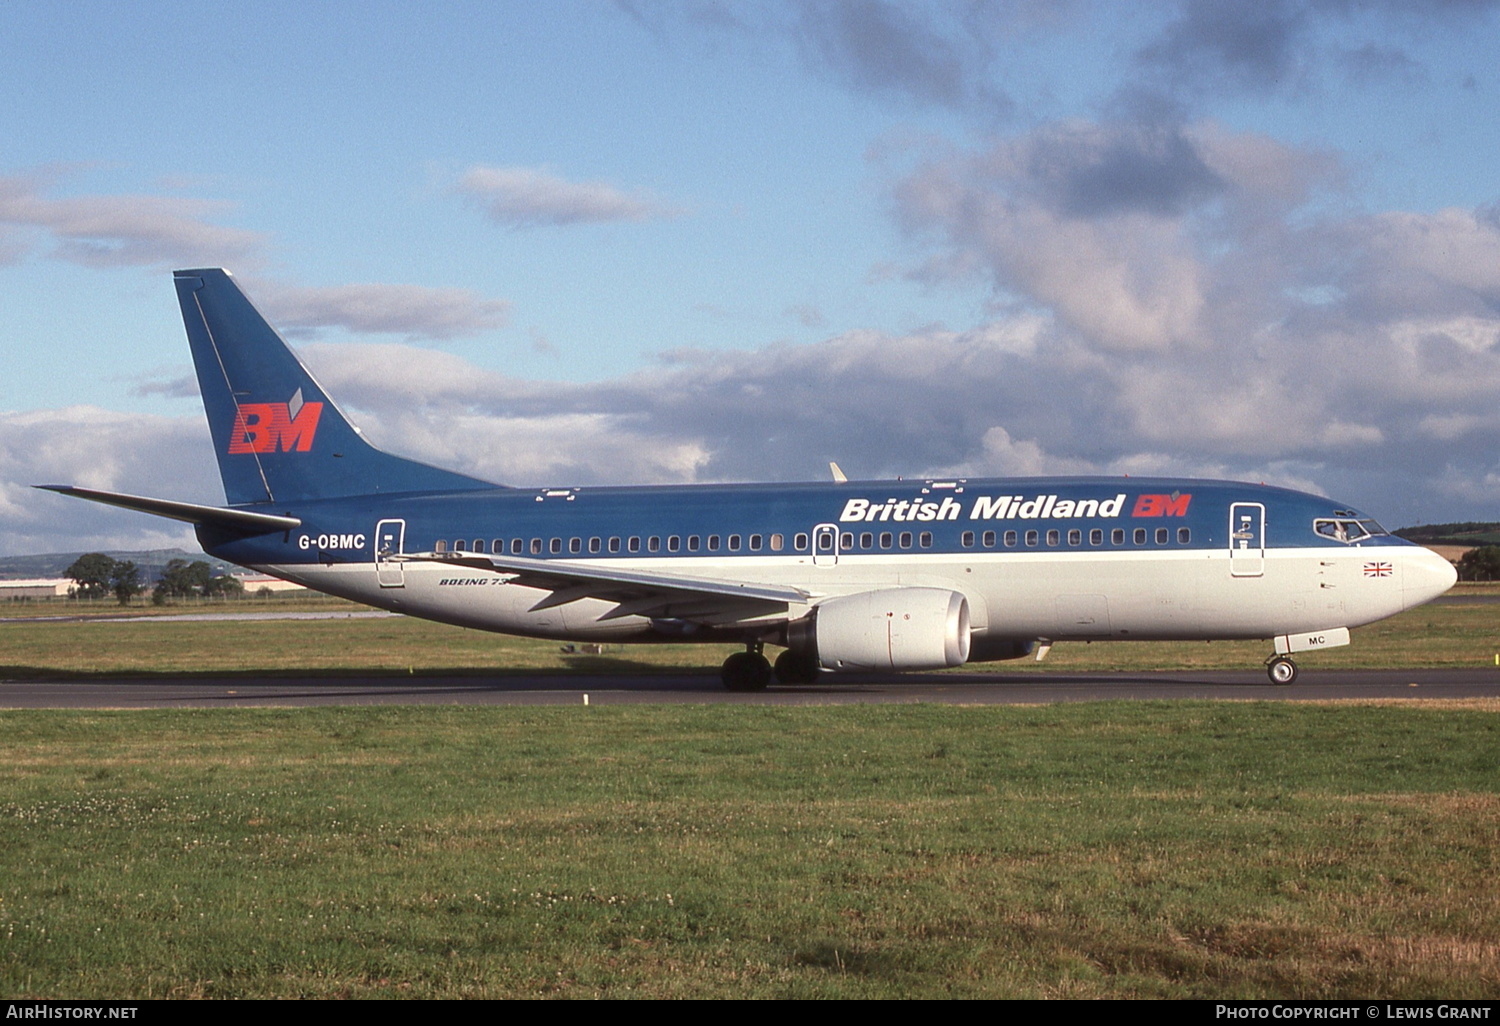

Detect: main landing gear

[1266,655,1299,686]
[720,643,823,690]
[721,643,771,691]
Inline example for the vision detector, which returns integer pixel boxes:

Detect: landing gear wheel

[1267,656,1299,686]
[773,649,821,685]
[722,651,772,691]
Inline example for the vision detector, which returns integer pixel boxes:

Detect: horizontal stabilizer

[35,485,301,534]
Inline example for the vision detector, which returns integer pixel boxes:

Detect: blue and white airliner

[42,269,1457,688]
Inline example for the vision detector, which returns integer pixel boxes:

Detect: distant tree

[65,553,118,600]
[1457,546,1500,582]
[154,559,213,601]
[111,561,143,605]
[204,573,244,599]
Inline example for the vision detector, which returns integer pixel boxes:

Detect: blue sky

[4,0,1500,554]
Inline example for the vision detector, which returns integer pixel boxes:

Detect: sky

[4,0,1500,555]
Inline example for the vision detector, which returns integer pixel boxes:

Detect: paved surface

[1,667,1495,708]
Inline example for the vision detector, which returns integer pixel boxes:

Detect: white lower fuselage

[255,540,1453,649]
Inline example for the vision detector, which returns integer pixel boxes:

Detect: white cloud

[0,407,217,554]
[0,170,264,269]
[455,165,677,228]
[252,280,511,341]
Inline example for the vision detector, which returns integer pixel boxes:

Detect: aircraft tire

[773,649,821,685]
[722,651,772,691]
[1267,656,1298,686]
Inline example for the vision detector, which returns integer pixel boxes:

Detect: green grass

[1,588,1496,997]
[1,703,1497,998]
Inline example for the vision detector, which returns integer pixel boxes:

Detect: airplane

[40,268,1458,689]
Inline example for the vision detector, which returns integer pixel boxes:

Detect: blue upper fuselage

[198,475,1416,568]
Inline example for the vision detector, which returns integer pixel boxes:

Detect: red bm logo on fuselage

[1132,492,1192,517]
[227,398,324,454]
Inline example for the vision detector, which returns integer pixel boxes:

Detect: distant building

[0,578,74,599]
[234,573,309,594]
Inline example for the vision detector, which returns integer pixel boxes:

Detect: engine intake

[789,588,971,671]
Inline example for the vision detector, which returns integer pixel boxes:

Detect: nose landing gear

[1266,655,1299,686]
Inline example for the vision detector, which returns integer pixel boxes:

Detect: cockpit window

[1313,518,1386,543]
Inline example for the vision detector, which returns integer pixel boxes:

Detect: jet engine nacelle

[789,588,971,671]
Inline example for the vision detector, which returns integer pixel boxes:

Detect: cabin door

[375,518,406,588]
[812,522,840,566]
[1228,503,1265,578]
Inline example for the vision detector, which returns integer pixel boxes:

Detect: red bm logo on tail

[227,390,323,454]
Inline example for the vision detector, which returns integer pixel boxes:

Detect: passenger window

[794,533,809,551]
[983,530,996,547]
[961,531,975,548]
[492,539,503,554]
[1067,529,1081,546]
[767,534,780,551]
[860,532,873,549]
[1046,530,1059,546]
[589,537,601,553]
[648,536,661,552]
[1004,530,1017,547]
[1133,528,1146,545]
[728,535,741,551]
[841,532,853,550]
[512,539,523,555]
[435,540,448,553]
[1112,528,1124,545]
[454,539,466,552]
[880,532,893,549]
[608,537,621,553]
[531,538,543,555]
[919,531,932,548]
[899,531,912,549]
[1156,528,1168,545]
[628,536,640,553]
[473,539,484,553]
[752,534,765,551]
[1089,529,1102,545]
[667,535,680,552]
[687,535,700,552]
[569,537,582,554]
[707,534,720,551]
[1025,530,1038,546]
[550,538,562,554]
[1178,527,1191,544]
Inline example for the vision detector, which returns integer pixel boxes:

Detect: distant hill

[1394,523,1500,547]
[0,549,238,582]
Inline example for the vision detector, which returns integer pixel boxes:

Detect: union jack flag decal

[1363,561,1393,577]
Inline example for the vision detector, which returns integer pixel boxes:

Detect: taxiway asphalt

[1,667,1495,708]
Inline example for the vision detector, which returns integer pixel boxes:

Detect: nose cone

[1404,547,1458,610]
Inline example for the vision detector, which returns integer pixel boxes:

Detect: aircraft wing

[405,551,811,625]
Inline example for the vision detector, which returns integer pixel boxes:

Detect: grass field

[1,703,1497,999]
[1,590,1497,998]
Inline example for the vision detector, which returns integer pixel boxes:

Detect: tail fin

[174,269,497,505]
